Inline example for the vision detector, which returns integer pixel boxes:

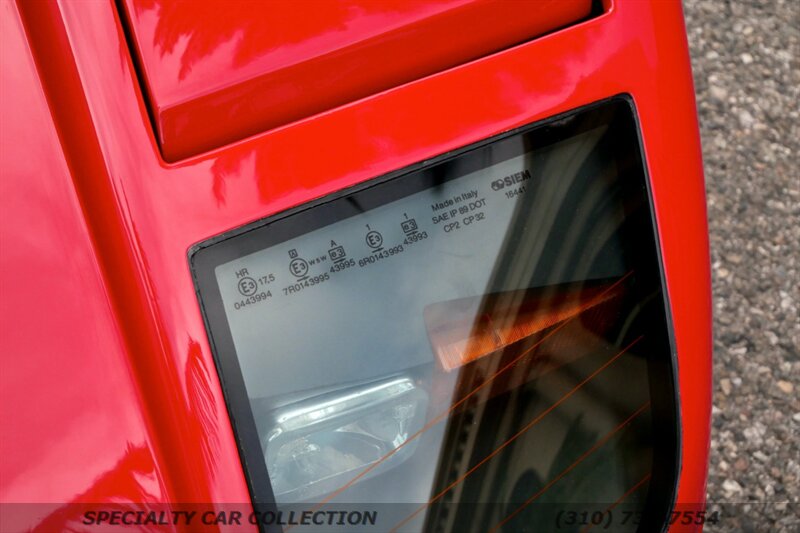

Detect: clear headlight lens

[265,376,427,503]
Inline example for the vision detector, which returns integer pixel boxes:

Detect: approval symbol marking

[328,240,347,263]
[288,249,309,279]
[365,230,383,252]
[401,218,418,235]
[237,277,258,297]
[289,258,309,279]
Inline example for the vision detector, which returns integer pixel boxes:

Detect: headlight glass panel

[191,97,679,532]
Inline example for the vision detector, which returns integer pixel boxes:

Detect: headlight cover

[265,376,427,502]
[191,96,679,532]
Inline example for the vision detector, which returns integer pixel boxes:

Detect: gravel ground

[683,0,799,530]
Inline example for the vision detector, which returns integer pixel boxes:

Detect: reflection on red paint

[31,446,161,533]
[122,0,594,160]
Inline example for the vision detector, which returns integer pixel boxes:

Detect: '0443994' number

[234,291,272,310]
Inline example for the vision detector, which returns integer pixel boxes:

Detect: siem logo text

[490,169,531,191]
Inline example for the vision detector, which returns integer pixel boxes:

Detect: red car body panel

[1,0,711,531]
[119,0,592,161]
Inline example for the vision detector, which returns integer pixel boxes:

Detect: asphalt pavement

[683,0,799,530]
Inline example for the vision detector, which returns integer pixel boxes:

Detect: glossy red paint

[1,0,711,532]
[0,2,170,530]
[120,0,592,161]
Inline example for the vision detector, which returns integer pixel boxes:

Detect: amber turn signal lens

[424,281,625,371]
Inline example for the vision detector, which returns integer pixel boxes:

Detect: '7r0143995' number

[282,273,330,296]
